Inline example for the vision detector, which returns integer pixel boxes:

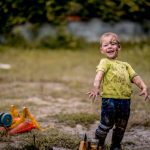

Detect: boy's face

[100,35,120,59]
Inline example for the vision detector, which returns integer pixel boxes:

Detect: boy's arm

[87,71,104,101]
[132,75,149,100]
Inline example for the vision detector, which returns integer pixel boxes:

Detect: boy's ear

[118,44,121,50]
[100,48,104,54]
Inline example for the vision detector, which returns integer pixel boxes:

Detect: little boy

[87,32,149,150]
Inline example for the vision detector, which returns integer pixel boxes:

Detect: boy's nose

[108,43,112,47]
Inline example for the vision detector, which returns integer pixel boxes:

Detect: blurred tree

[0,0,149,34]
[0,0,46,34]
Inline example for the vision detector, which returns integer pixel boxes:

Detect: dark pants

[95,98,130,149]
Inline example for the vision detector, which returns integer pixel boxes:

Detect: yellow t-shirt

[96,58,137,99]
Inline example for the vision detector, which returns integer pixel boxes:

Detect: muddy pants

[95,98,130,149]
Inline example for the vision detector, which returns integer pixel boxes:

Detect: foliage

[0,0,150,34]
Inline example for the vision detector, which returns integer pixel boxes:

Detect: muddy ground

[0,82,150,150]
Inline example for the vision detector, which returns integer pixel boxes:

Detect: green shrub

[5,26,86,50]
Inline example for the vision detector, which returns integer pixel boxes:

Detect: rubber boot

[110,128,124,150]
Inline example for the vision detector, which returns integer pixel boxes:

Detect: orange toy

[10,105,40,129]
[4,105,41,135]
[9,120,36,135]
[0,105,40,135]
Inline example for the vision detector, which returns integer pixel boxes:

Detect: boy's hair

[99,32,120,47]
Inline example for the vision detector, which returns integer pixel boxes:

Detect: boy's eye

[111,42,116,45]
[110,41,118,45]
[103,44,108,47]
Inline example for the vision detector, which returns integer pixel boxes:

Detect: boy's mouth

[106,50,118,58]
[107,50,115,54]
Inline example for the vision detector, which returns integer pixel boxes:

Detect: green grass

[0,43,150,83]
[0,46,98,83]
[1,128,80,150]
[54,112,99,127]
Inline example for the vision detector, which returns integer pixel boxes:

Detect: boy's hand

[132,76,150,101]
[87,71,103,101]
[139,88,150,101]
[87,87,100,101]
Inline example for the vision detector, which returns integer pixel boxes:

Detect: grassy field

[0,44,150,149]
